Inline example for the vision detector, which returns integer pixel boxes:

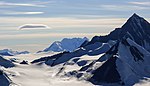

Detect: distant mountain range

[40,37,89,52]
[0,49,29,56]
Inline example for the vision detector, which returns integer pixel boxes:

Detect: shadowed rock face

[0,70,3,75]
[130,46,144,62]
[89,56,121,84]
[86,40,121,84]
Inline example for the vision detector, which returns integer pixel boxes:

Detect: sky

[0,0,150,52]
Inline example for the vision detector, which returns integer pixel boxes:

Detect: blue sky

[0,0,150,52]
[0,0,150,18]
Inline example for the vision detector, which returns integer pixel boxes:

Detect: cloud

[0,1,45,7]
[0,17,126,31]
[0,33,106,39]
[129,1,150,6]
[5,11,44,15]
[19,24,50,30]
[100,5,149,11]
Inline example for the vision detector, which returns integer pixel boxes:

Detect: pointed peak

[129,13,143,20]
[132,13,140,17]
[122,13,146,28]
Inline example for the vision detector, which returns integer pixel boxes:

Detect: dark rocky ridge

[89,56,121,84]
[80,37,150,85]
[82,13,150,51]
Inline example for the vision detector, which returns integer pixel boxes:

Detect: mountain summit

[83,13,150,51]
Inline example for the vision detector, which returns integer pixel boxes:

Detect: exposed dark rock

[77,60,87,66]
[0,70,3,75]
[130,46,144,62]
[20,60,28,64]
[79,61,95,71]
[89,56,121,84]
[76,73,83,78]
[72,58,80,63]
[31,51,69,66]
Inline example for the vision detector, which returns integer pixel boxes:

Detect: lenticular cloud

[19,24,50,30]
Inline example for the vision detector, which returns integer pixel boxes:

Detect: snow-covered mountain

[82,38,150,86]
[42,37,89,52]
[1,13,150,86]
[0,49,29,56]
[31,13,150,86]
[82,13,150,51]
